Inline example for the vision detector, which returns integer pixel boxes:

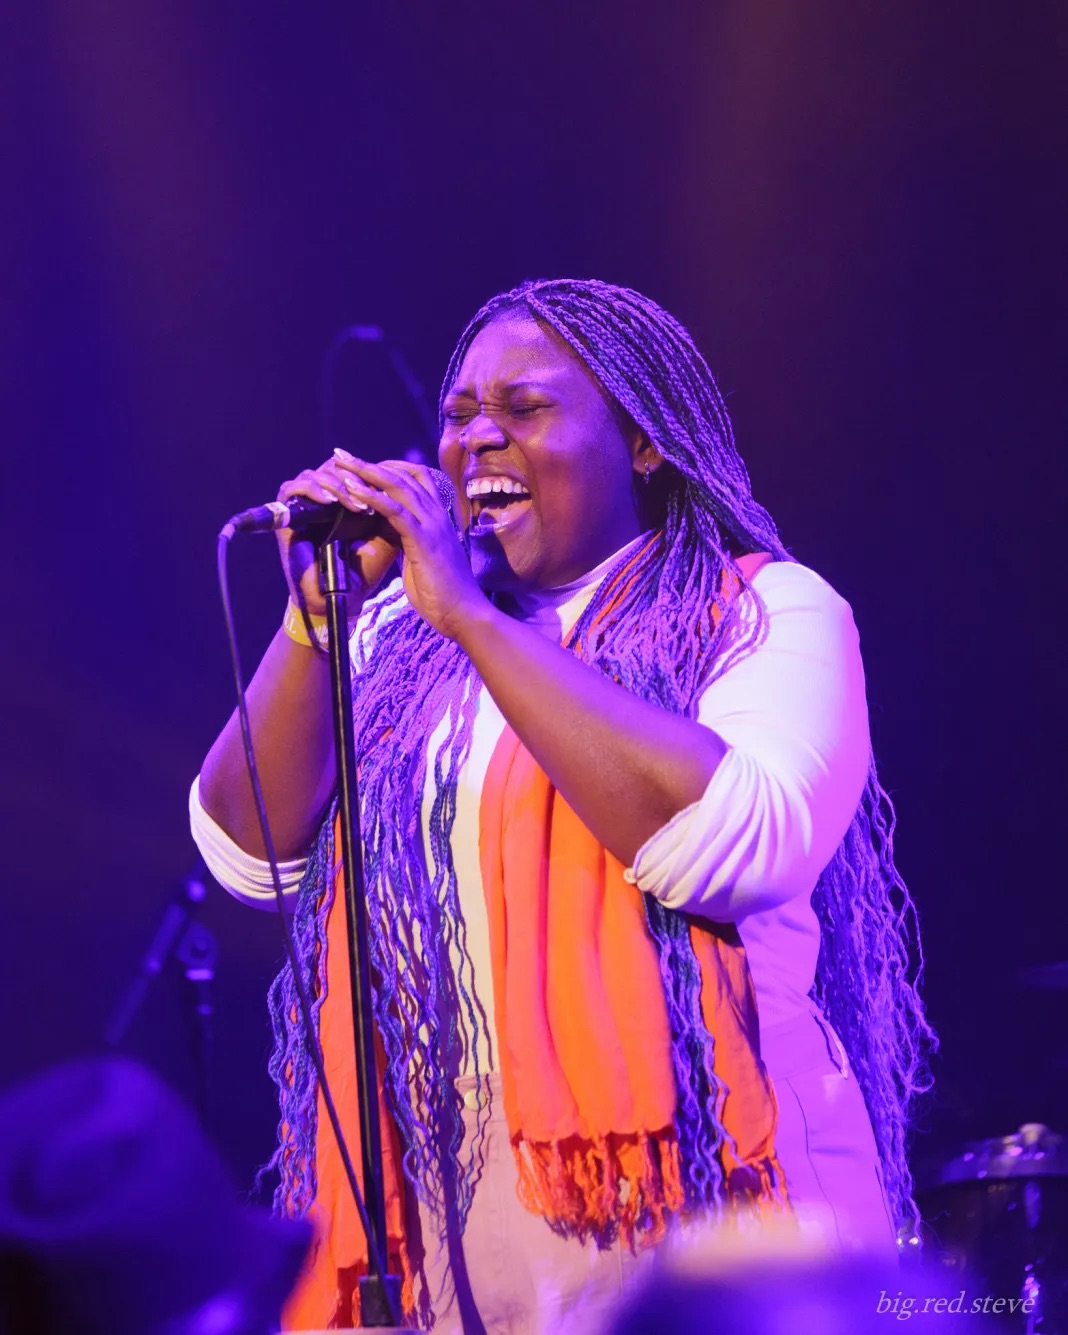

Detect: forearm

[198,624,337,860]
[455,604,726,865]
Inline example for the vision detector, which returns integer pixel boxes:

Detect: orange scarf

[283,551,784,1328]
[479,724,783,1247]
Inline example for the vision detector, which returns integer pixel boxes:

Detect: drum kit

[915,962,1068,1334]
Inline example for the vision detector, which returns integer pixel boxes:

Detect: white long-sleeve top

[190,543,870,1064]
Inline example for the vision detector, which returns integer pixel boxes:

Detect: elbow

[646,723,730,840]
[602,722,729,867]
[630,751,829,920]
[197,757,266,861]
[189,775,306,910]
[734,770,821,905]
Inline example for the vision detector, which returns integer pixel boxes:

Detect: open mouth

[466,476,532,536]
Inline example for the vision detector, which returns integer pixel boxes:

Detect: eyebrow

[444,374,566,400]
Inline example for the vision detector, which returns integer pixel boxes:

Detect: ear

[629,431,666,481]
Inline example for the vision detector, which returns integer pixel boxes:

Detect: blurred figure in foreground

[605,1222,1013,1335]
[0,1056,309,1335]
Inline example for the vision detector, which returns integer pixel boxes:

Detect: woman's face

[439,313,647,592]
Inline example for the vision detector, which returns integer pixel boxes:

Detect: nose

[458,406,508,455]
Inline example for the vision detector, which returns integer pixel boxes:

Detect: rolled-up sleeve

[189,579,407,909]
[189,775,307,909]
[625,562,870,922]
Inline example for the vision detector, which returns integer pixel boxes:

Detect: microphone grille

[428,468,459,526]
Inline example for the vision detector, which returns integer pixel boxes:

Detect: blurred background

[1,1,1065,1194]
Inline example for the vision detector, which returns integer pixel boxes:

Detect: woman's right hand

[276,453,403,615]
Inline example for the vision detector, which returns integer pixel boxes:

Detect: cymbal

[922,1123,1068,1187]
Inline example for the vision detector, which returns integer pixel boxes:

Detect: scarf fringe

[726,1154,792,1220]
[511,1129,687,1249]
[512,1133,790,1252]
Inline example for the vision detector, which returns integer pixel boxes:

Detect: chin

[471,550,529,594]
[467,527,527,593]
[468,525,594,594]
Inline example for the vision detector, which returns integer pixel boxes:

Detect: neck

[498,532,655,640]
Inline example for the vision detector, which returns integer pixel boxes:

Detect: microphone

[221,468,458,539]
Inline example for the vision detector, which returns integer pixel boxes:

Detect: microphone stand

[319,534,404,1329]
[176,915,218,1123]
[104,861,217,1127]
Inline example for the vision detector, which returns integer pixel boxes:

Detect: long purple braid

[267,589,494,1226]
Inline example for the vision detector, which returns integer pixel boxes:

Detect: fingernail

[333,447,356,463]
[343,475,367,493]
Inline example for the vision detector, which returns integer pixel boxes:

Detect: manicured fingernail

[333,447,356,463]
[343,475,367,493]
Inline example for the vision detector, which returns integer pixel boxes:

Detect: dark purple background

[2,2,1065,1190]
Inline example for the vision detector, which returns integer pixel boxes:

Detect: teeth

[465,476,531,500]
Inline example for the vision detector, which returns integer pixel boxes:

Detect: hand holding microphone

[224,463,456,537]
[226,451,473,629]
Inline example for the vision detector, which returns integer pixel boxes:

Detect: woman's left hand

[331,451,487,640]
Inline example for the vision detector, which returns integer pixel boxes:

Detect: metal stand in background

[176,913,219,1122]
[105,860,218,1126]
[319,533,405,1329]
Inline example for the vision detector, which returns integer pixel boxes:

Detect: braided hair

[267,278,935,1243]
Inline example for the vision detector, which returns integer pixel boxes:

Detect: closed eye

[442,402,547,424]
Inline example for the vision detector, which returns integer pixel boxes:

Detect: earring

[643,460,652,485]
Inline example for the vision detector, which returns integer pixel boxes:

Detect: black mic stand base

[289,1274,419,1333]
[358,1275,412,1330]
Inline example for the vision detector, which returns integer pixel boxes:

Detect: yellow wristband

[282,600,328,649]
